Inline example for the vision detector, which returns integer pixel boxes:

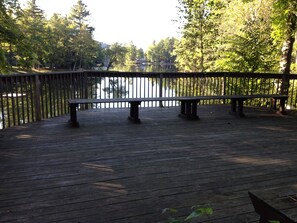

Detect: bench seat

[249,191,296,223]
[68,94,288,127]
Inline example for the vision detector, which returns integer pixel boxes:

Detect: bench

[249,191,296,223]
[68,94,288,127]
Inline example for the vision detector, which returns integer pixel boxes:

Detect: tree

[104,43,127,70]
[174,0,225,72]
[146,37,177,63]
[215,0,278,72]
[272,0,297,74]
[18,0,47,69]
[125,42,138,64]
[69,0,94,32]
[46,13,73,69]
[68,0,96,70]
[0,0,22,72]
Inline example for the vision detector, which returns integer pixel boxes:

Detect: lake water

[109,64,178,72]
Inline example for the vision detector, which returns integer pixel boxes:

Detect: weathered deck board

[1,105,297,223]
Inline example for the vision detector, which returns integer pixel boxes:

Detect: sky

[19,0,180,50]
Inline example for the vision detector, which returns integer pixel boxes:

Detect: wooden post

[84,71,89,109]
[69,103,79,127]
[281,73,289,95]
[34,75,42,121]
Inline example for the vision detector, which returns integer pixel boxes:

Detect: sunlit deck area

[1,105,297,223]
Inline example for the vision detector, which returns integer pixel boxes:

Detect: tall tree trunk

[199,20,204,72]
[280,37,295,74]
[106,61,112,71]
[9,43,13,68]
[280,12,297,95]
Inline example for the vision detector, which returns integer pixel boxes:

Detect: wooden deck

[1,105,297,223]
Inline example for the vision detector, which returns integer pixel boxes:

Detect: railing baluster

[0,71,296,129]
[0,78,5,128]
[34,75,41,121]
[20,76,25,124]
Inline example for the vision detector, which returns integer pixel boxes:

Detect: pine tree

[174,0,225,72]
[69,0,94,32]
[0,0,22,72]
[68,0,96,70]
[18,0,47,69]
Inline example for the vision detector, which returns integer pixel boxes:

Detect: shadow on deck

[1,105,297,223]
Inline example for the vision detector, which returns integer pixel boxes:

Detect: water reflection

[110,64,177,72]
[95,76,177,108]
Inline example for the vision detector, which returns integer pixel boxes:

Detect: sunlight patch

[226,156,292,166]
[16,134,32,139]
[93,182,128,195]
[82,163,114,173]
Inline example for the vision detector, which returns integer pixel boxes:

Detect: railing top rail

[0,71,85,78]
[1,70,297,79]
[86,71,297,79]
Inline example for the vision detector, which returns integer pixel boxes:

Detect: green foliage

[215,0,279,72]
[184,206,213,221]
[69,0,93,32]
[16,0,47,69]
[162,205,213,223]
[68,0,97,70]
[271,0,297,74]
[146,37,177,64]
[0,48,9,73]
[271,0,297,42]
[46,14,72,69]
[175,0,297,73]
[174,0,225,71]
[1,0,297,74]
[125,42,143,64]
[104,43,128,70]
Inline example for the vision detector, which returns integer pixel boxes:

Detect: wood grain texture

[0,105,296,223]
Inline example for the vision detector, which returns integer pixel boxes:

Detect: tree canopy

[174,0,297,73]
[0,0,296,74]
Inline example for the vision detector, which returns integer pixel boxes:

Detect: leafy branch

[162,206,213,223]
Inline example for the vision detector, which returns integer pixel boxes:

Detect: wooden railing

[1,71,297,129]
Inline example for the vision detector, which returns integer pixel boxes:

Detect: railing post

[159,73,163,107]
[84,71,89,109]
[0,78,5,129]
[281,73,289,95]
[223,75,227,104]
[34,75,42,121]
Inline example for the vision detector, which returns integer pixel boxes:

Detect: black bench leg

[237,99,245,117]
[128,101,141,123]
[231,99,237,113]
[180,101,186,116]
[69,103,79,127]
[279,98,287,115]
[271,97,287,115]
[190,100,199,119]
[230,99,245,117]
[179,100,200,120]
[185,101,192,119]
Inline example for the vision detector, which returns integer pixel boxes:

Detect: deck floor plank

[1,105,297,222]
